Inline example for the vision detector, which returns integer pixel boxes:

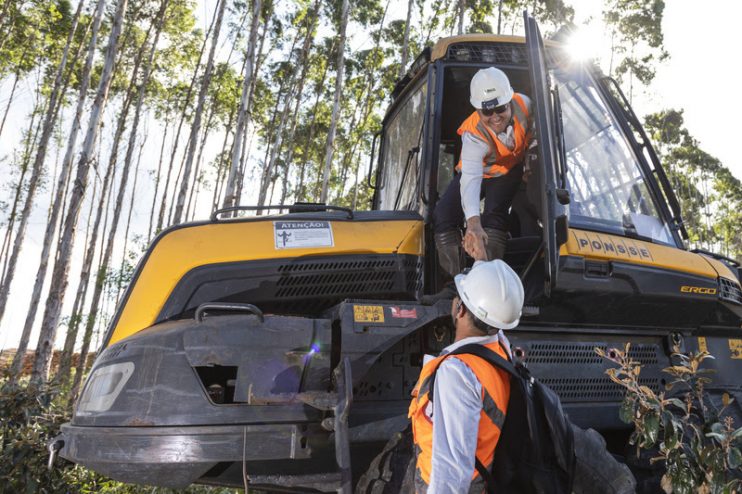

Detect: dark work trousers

[433,163,524,233]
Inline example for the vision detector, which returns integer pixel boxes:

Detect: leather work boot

[434,230,464,278]
[421,231,464,305]
[483,228,508,261]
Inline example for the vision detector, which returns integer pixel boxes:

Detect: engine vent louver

[522,342,661,403]
[527,343,659,366]
[540,377,661,401]
[719,277,742,305]
[159,254,424,321]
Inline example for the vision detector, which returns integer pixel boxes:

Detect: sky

[570,0,742,181]
[0,0,740,352]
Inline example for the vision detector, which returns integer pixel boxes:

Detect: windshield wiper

[551,82,570,205]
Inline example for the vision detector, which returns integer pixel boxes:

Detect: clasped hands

[462,216,488,261]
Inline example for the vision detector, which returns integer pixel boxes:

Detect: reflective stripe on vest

[455,93,531,178]
[408,341,510,493]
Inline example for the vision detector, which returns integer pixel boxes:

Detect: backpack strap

[427,343,515,494]
[428,343,517,405]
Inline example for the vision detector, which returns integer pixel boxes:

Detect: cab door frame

[524,12,569,297]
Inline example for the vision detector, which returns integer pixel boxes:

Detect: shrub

[596,344,742,494]
[0,377,240,493]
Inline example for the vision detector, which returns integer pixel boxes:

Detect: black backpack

[429,343,576,494]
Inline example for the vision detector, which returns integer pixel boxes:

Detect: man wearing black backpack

[357,260,636,494]
[408,259,525,493]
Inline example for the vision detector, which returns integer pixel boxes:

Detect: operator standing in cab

[433,67,534,277]
[408,260,523,493]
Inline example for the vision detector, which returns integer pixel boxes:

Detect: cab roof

[430,34,527,61]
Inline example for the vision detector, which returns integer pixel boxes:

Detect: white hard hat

[469,67,514,110]
[454,260,524,330]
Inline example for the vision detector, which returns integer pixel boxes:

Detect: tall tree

[6,0,107,381]
[603,0,667,100]
[222,0,262,210]
[319,0,350,203]
[172,0,228,225]
[31,0,129,385]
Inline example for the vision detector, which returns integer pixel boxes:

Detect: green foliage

[644,109,742,260]
[603,0,668,90]
[0,377,243,493]
[596,344,742,494]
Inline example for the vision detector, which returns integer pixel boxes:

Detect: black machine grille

[540,377,661,402]
[444,42,563,67]
[160,254,424,321]
[520,341,662,403]
[527,343,659,366]
[719,277,742,305]
[277,259,399,297]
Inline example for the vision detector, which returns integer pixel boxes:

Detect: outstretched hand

[463,217,488,261]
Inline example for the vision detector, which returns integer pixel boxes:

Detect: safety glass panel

[555,71,674,245]
[378,81,427,210]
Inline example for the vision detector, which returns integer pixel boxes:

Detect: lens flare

[564,25,602,62]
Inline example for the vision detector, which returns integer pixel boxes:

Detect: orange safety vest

[408,341,511,493]
[456,93,531,178]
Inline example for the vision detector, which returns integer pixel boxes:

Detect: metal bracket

[48,439,63,471]
[333,357,353,494]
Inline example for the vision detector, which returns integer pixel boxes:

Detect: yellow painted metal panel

[108,219,423,346]
[559,229,718,280]
[702,256,739,283]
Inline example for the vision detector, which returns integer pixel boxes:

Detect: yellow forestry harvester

[53,14,741,492]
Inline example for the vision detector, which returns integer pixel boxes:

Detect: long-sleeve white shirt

[460,95,533,220]
[424,333,512,493]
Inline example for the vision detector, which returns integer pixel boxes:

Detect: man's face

[478,103,511,134]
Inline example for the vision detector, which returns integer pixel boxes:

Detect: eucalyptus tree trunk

[31,0,128,386]
[147,119,169,240]
[296,43,333,201]
[15,0,139,383]
[172,0,227,225]
[0,0,85,335]
[235,16,270,203]
[257,31,305,208]
[115,129,146,303]
[457,0,465,34]
[211,112,236,211]
[278,10,318,205]
[399,0,414,78]
[336,6,387,201]
[222,0,262,210]
[319,0,350,203]
[0,72,19,140]
[69,0,169,393]
[0,106,41,282]
[52,174,97,387]
[54,105,124,386]
[186,106,215,219]
[155,9,217,233]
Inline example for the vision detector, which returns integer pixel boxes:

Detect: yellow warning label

[697,337,708,353]
[728,339,742,359]
[353,305,385,323]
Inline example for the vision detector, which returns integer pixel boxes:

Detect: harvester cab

[55,13,742,492]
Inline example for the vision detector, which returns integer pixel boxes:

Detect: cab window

[556,71,675,245]
[378,81,427,210]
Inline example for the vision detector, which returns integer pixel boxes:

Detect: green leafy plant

[596,344,742,494]
[0,376,241,493]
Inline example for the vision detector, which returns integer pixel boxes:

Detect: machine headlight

[76,361,134,415]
